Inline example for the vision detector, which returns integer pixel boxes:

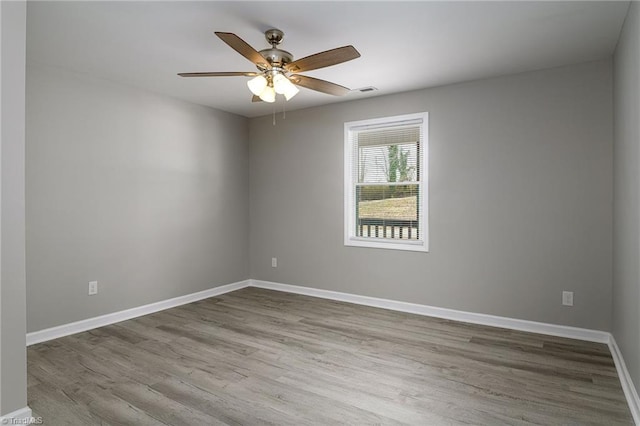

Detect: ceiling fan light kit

[246,72,299,103]
[179,28,360,104]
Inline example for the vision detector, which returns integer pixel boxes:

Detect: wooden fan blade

[285,45,360,73]
[290,75,350,96]
[215,32,270,69]
[252,95,263,103]
[178,72,259,77]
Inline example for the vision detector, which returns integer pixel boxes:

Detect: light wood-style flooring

[28,287,633,425]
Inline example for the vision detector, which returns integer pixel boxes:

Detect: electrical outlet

[88,281,98,295]
[562,291,573,306]
[271,257,277,268]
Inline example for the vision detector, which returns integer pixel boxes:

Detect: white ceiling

[26,1,629,118]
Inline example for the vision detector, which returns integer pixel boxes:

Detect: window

[344,112,428,252]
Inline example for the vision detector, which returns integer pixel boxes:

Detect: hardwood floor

[28,287,633,425]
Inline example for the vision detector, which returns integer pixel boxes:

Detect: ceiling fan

[178,29,361,103]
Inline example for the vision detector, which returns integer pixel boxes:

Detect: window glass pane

[356,184,419,240]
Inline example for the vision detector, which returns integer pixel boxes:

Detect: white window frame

[344,112,429,252]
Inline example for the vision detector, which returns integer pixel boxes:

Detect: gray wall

[249,60,613,331]
[26,64,250,332]
[613,2,640,393]
[1,0,28,415]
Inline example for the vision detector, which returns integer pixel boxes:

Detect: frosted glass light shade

[272,74,288,94]
[259,85,276,103]
[283,83,299,101]
[273,74,299,100]
[247,75,268,96]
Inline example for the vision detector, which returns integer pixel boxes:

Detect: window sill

[345,237,429,252]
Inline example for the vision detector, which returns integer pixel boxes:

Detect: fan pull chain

[272,104,276,126]
[282,98,286,119]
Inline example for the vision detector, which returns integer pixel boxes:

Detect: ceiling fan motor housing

[257,29,293,69]
[259,48,293,68]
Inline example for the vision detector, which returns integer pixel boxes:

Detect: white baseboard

[250,279,610,343]
[0,406,33,423]
[27,278,610,346]
[26,280,251,346]
[609,335,640,425]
